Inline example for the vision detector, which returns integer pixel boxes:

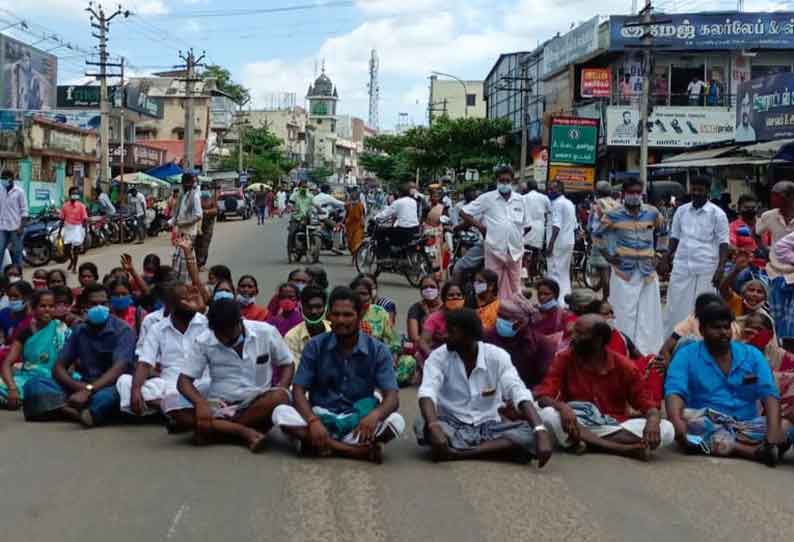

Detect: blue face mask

[213,291,235,302]
[152,301,164,311]
[86,305,110,326]
[8,299,25,313]
[540,299,558,312]
[495,317,519,338]
[111,295,133,312]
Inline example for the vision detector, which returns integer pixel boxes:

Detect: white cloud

[3,0,171,18]
[355,0,455,16]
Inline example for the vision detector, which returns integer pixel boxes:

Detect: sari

[360,304,399,352]
[0,320,69,402]
[345,201,366,254]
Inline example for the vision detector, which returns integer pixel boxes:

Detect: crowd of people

[1,164,794,469]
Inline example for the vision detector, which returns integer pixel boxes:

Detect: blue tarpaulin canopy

[146,163,183,182]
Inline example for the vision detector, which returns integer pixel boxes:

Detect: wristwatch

[85,384,94,394]
[534,425,548,433]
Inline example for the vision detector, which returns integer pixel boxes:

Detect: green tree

[203,64,250,105]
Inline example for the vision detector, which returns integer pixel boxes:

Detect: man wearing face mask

[599,178,668,356]
[288,180,318,256]
[22,284,136,427]
[285,286,332,368]
[663,175,729,336]
[175,299,294,452]
[374,182,420,257]
[544,181,577,304]
[117,282,209,419]
[460,165,531,301]
[170,172,203,281]
[536,314,674,460]
[0,170,28,267]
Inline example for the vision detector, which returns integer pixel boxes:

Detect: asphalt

[5,216,794,542]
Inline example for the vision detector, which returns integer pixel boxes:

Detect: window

[466,94,476,107]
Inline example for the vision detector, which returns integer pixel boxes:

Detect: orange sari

[345,201,365,254]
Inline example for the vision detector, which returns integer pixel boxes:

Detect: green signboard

[57,85,119,108]
[549,117,598,166]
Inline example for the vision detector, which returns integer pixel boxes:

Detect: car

[217,188,252,221]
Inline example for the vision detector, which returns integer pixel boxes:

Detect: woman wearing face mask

[0,290,70,410]
[530,279,570,341]
[350,275,398,351]
[483,298,557,389]
[237,275,268,321]
[0,280,33,347]
[403,276,442,385]
[719,251,769,318]
[268,269,310,315]
[4,263,22,283]
[419,282,465,360]
[265,283,303,337]
[60,187,89,274]
[108,278,146,334]
[473,269,500,332]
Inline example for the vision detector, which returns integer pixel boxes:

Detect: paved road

[5,217,794,542]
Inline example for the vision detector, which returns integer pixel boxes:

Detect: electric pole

[86,3,128,189]
[119,57,125,180]
[639,1,652,189]
[178,48,206,171]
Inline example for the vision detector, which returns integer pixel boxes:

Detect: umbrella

[114,172,171,189]
[246,183,271,192]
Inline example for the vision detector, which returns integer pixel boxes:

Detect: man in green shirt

[288,181,317,255]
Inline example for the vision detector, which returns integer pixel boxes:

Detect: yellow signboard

[547,164,595,192]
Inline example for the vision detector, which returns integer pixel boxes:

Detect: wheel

[108,222,122,244]
[583,254,603,291]
[404,250,432,287]
[354,240,378,275]
[23,240,52,267]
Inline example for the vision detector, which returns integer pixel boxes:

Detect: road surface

[4,217,793,542]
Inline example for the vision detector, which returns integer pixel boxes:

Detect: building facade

[429,77,486,123]
[241,106,310,164]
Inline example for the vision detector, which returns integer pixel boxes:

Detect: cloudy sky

[1,0,789,128]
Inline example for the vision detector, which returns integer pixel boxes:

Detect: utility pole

[639,1,652,189]
[177,48,206,171]
[86,3,128,190]
[118,57,125,180]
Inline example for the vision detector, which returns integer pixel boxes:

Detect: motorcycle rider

[287,180,318,255]
[374,182,421,258]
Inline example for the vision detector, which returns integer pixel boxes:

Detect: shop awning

[660,146,739,164]
[649,157,787,168]
[145,162,182,181]
[114,172,171,188]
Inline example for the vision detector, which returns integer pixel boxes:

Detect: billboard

[606,106,735,147]
[0,35,57,110]
[124,81,163,118]
[610,12,794,51]
[57,85,122,108]
[736,73,794,143]
[531,146,548,185]
[549,116,599,165]
[581,68,611,98]
[548,164,596,192]
[542,16,601,77]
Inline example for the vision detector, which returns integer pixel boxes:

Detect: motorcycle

[317,207,345,255]
[147,204,169,237]
[354,218,433,287]
[572,227,602,290]
[22,209,61,267]
[287,210,322,264]
[85,215,110,250]
[109,209,140,244]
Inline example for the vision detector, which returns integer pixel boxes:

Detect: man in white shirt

[375,182,420,256]
[460,165,530,301]
[313,184,345,217]
[116,282,208,417]
[0,169,28,266]
[171,172,203,282]
[415,307,553,464]
[96,187,116,216]
[522,179,550,280]
[128,187,148,244]
[545,181,577,303]
[175,298,295,453]
[663,175,730,335]
[687,76,705,106]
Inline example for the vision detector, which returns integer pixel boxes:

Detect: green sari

[0,320,69,402]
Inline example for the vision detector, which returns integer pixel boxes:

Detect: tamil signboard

[736,73,794,142]
[57,85,120,108]
[610,12,794,51]
[606,106,735,147]
[0,35,57,110]
[549,116,599,165]
[548,164,596,193]
[581,68,611,98]
[542,16,600,77]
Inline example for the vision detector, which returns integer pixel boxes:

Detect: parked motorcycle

[287,211,322,264]
[23,209,61,267]
[354,219,432,287]
[147,204,169,237]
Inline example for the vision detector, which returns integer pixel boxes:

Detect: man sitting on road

[174,299,294,453]
[23,284,136,427]
[665,303,793,466]
[272,286,404,463]
[116,281,208,418]
[415,307,553,465]
[284,286,331,366]
[535,314,674,460]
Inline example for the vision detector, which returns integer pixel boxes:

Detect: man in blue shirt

[665,303,792,466]
[23,284,135,427]
[272,286,404,463]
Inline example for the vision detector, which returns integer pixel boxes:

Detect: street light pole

[431,71,469,118]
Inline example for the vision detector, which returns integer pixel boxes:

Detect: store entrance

[670,66,704,106]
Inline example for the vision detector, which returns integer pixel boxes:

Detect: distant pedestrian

[60,186,88,274]
[545,181,577,304]
[128,187,148,244]
[0,170,28,267]
[194,184,218,270]
[276,189,287,217]
[254,186,268,225]
[95,186,116,217]
[171,172,203,282]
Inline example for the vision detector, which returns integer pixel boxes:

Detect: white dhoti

[540,406,675,449]
[547,244,573,304]
[116,374,210,416]
[62,223,85,246]
[608,271,664,356]
[663,267,715,336]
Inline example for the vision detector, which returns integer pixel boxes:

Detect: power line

[146,1,355,19]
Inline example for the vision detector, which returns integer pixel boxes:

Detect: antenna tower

[368,49,380,131]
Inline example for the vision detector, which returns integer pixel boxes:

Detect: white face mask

[421,287,439,301]
[474,281,488,295]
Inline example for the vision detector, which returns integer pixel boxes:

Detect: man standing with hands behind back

[171,171,203,282]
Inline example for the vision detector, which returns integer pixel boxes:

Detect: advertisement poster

[0,35,57,110]
[736,72,794,142]
[610,13,794,51]
[548,164,595,193]
[542,16,601,77]
[606,106,734,147]
[530,146,548,185]
[581,68,611,98]
[618,51,643,105]
[549,116,599,165]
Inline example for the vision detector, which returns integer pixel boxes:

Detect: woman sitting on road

[237,275,269,321]
[267,269,311,315]
[473,269,500,332]
[530,278,570,341]
[265,282,303,337]
[46,269,68,290]
[364,273,397,327]
[107,277,146,335]
[419,281,465,360]
[401,276,443,386]
[719,251,769,319]
[350,275,398,351]
[0,290,70,410]
[0,280,33,348]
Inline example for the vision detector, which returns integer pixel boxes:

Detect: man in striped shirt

[599,178,669,356]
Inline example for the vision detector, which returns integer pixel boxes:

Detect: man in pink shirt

[60,186,88,273]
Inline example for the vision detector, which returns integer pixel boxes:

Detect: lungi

[609,271,665,356]
[664,267,715,336]
[682,408,794,456]
[546,244,573,304]
[413,414,537,452]
[273,402,405,445]
[162,385,290,420]
[484,248,523,302]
